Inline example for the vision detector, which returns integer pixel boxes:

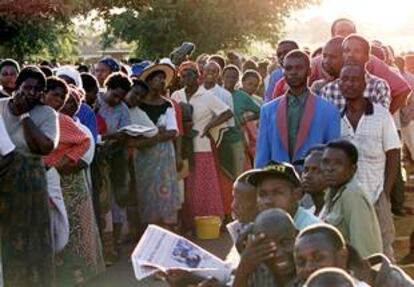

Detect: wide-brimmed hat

[245,161,301,187]
[140,63,175,88]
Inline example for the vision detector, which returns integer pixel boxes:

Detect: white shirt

[341,103,401,203]
[171,87,230,152]
[201,84,235,127]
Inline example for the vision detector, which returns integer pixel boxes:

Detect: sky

[285,0,414,52]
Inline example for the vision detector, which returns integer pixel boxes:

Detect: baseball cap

[245,161,301,187]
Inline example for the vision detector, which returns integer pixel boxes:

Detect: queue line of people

[1,17,414,287]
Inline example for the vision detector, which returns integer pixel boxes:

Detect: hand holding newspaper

[131,225,232,283]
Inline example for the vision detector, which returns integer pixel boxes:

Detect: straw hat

[140,63,175,88]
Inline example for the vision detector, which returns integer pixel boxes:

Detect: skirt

[184,152,224,226]
[56,171,105,286]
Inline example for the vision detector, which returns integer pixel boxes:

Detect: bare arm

[202,110,233,137]
[383,148,400,198]
[21,118,54,155]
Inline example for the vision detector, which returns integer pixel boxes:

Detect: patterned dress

[56,172,105,286]
[134,102,181,225]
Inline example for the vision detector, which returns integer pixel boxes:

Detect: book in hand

[131,225,232,283]
[118,124,158,138]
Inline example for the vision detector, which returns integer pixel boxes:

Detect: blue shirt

[76,103,98,143]
[264,67,284,103]
[294,206,321,230]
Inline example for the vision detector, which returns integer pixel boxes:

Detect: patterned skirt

[134,141,181,225]
[56,171,105,286]
[184,152,224,227]
[0,152,54,287]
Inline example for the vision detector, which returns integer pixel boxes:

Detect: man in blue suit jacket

[256,50,340,167]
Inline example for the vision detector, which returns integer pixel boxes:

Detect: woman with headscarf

[0,59,20,98]
[95,72,132,264]
[43,83,105,286]
[133,64,181,230]
[171,61,233,230]
[56,66,98,144]
[0,66,58,287]
[94,57,120,89]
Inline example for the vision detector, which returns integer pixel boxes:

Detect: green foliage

[104,0,319,59]
[0,0,149,61]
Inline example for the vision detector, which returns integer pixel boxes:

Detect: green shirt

[287,91,308,158]
[320,177,383,258]
[224,90,260,143]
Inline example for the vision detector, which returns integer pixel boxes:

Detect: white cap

[55,65,83,89]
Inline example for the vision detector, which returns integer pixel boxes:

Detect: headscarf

[68,85,84,109]
[56,65,83,89]
[0,58,20,73]
[178,61,200,77]
[98,57,120,73]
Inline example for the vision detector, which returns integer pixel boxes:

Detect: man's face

[338,66,366,101]
[257,177,299,215]
[332,21,355,38]
[277,43,297,67]
[203,63,220,86]
[231,188,257,224]
[294,233,347,284]
[94,63,112,86]
[302,152,327,195]
[343,38,369,66]
[322,148,356,188]
[322,43,343,78]
[254,223,297,277]
[0,65,18,90]
[283,57,310,89]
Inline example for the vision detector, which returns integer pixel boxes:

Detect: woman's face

[43,87,67,111]
[125,86,147,107]
[14,78,44,111]
[147,72,166,92]
[180,69,199,87]
[94,63,112,86]
[104,87,128,107]
[60,96,79,118]
[0,65,18,91]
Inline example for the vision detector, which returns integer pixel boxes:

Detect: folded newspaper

[118,124,158,137]
[131,225,232,283]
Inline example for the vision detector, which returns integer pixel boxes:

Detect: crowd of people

[1,17,414,287]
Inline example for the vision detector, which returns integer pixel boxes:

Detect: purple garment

[97,98,131,134]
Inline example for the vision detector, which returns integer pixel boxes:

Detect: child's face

[257,177,299,216]
[231,187,258,224]
[242,76,260,95]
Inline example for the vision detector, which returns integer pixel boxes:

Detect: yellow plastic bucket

[194,216,221,240]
